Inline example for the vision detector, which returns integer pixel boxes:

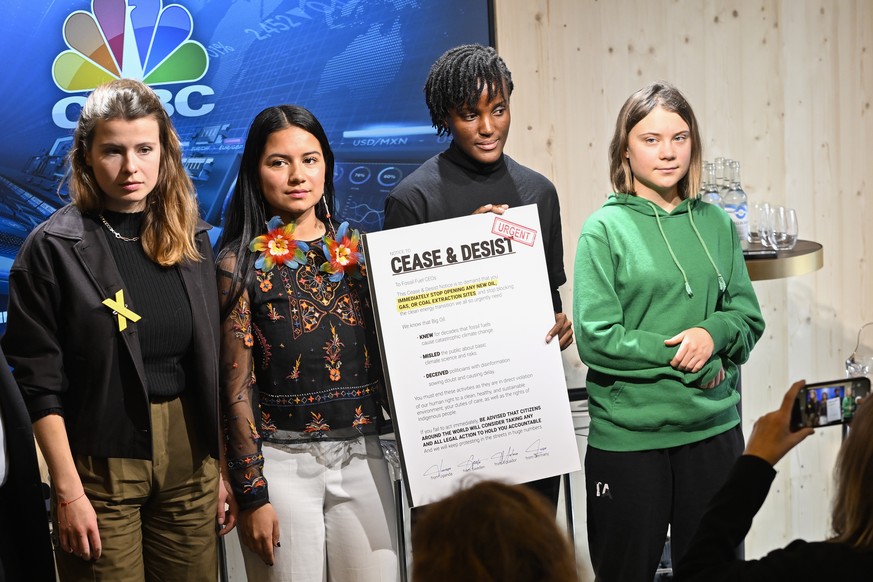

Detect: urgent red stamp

[491,217,537,247]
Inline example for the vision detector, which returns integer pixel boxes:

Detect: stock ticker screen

[0,0,492,321]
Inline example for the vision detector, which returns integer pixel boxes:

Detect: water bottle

[699,161,724,207]
[723,160,749,249]
[714,157,730,200]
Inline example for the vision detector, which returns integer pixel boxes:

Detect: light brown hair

[67,78,200,266]
[608,81,702,200]
[831,396,873,549]
[413,480,579,582]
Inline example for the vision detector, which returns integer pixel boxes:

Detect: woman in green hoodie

[573,82,765,581]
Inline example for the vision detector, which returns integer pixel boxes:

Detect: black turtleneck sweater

[99,210,193,400]
[383,141,566,311]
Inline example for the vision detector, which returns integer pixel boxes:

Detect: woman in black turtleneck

[384,44,572,507]
[2,79,232,581]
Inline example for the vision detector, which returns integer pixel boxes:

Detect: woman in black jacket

[680,380,873,580]
[2,79,233,581]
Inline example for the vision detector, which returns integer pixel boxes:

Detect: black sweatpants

[585,425,743,582]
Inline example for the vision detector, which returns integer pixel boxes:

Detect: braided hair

[424,44,514,136]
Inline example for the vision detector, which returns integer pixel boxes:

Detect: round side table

[745,240,823,281]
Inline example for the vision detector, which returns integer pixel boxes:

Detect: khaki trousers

[54,395,219,582]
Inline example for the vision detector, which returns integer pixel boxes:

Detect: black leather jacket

[2,204,220,460]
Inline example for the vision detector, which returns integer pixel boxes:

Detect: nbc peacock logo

[52,0,209,92]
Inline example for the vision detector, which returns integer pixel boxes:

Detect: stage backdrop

[0,0,492,322]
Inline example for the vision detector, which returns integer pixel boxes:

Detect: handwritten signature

[457,454,483,472]
[525,439,549,458]
[491,446,519,465]
[423,459,452,479]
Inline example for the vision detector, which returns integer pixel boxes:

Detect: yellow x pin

[102,290,141,331]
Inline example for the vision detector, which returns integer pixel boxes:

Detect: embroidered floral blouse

[219,243,384,509]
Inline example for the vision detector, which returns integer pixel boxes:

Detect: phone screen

[791,377,871,429]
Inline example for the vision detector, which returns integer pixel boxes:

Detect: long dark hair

[218,105,336,321]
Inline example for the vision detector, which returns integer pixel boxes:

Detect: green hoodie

[573,194,765,451]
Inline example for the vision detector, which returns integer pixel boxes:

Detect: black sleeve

[2,232,67,419]
[383,194,421,230]
[216,256,269,510]
[545,191,566,313]
[680,455,779,581]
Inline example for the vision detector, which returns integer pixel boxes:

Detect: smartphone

[791,377,871,429]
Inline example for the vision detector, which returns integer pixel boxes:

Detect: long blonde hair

[68,78,201,266]
[831,396,873,550]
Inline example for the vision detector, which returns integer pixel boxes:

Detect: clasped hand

[665,327,724,388]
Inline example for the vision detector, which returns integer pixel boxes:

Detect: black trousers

[585,425,743,582]
[524,475,561,509]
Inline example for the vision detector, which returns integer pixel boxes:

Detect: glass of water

[748,202,771,245]
[767,206,798,250]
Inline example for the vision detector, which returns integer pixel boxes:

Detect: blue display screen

[0,0,492,321]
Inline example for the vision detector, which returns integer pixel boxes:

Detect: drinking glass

[767,206,798,250]
[846,322,873,379]
[748,202,770,245]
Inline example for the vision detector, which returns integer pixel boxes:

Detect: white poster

[364,205,580,507]
[825,395,841,424]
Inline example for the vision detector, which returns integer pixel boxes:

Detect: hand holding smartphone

[790,377,871,430]
[744,381,814,465]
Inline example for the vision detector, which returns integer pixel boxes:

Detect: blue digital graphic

[0,0,492,322]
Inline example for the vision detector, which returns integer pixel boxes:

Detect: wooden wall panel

[494,0,873,569]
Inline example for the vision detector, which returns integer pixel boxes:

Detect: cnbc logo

[51,0,215,129]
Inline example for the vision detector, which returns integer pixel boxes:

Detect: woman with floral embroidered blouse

[217,105,398,581]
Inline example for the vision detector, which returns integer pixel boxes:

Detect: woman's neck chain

[99,214,140,242]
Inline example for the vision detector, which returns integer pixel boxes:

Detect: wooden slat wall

[494,0,873,568]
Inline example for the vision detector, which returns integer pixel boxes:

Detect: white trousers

[241,436,399,582]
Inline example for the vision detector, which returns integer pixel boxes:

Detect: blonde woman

[573,82,765,580]
[2,79,232,581]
